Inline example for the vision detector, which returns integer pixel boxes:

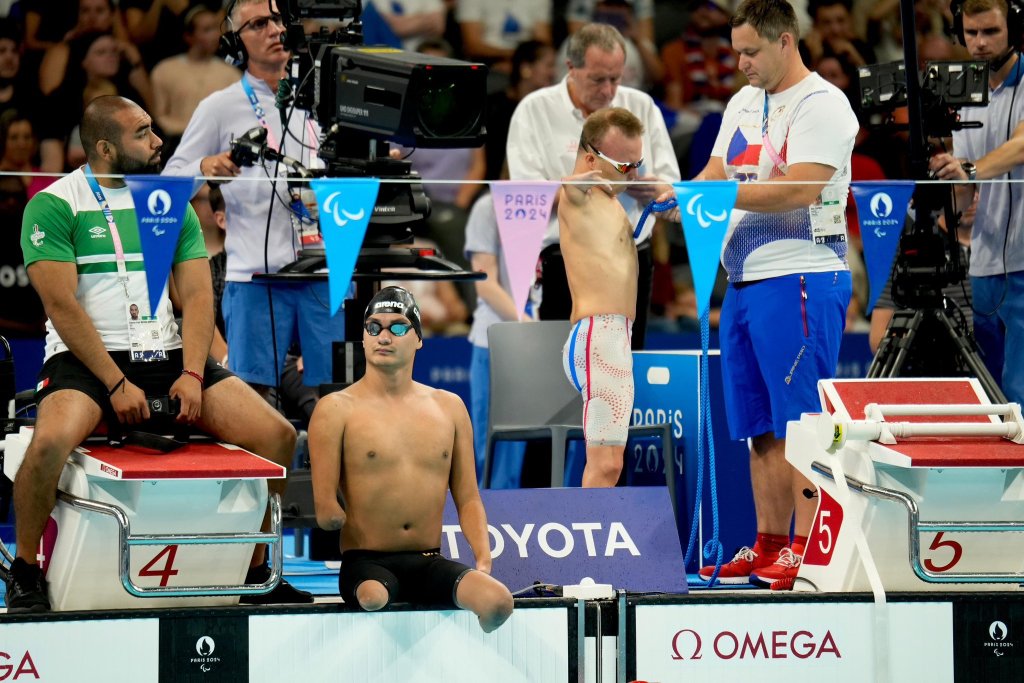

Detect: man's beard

[111,146,162,175]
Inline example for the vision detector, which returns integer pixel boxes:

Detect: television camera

[859,26,1004,401]
[225,0,488,246]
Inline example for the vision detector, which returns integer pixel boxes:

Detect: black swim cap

[364,286,423,339]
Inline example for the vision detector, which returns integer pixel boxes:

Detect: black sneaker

[5,558,51,613]
[239,563,314,605]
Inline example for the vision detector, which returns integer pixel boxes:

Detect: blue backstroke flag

[673,181,737,317]
[126,175,194,317]
[312,178,380,315]
[851,181,914,313]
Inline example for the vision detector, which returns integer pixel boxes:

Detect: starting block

[787,378,1024,592]
[3,426,286,610]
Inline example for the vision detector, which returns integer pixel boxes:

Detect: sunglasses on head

[238,12,283,33]
[584,142,643,174]
[364,320,413,337]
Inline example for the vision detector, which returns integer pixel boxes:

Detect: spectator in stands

[0,21,32,122]
[0,110,53,198]
[661,0,736,113]
[39,31,153,171]
[123,0,212,70]
[802,0,876,68]
[456,0,551,73]
[38,0,129,94]
[150,5,240,156]
[659,0,736,175]
[0,175,45,339]
[484,39,556,180]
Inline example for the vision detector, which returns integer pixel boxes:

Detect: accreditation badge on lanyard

[84,166,167,362]
[762,92,845,245]
[240,76,323,247]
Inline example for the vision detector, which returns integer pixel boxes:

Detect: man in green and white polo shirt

[9,96,309,612]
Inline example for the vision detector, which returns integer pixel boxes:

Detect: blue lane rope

[635,198,677,239]
[639,195,725,587]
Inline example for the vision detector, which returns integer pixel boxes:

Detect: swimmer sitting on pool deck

[308,286,514,632]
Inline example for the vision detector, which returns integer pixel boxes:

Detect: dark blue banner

[851,181,914,313]
[125,175,195,316]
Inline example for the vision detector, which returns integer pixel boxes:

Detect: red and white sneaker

[749,546,803,588]
[699,545,779,585]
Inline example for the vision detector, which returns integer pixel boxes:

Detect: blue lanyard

[241,75,279,150]
[84,165,130,293]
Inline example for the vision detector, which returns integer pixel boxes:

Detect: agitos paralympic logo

[670,627,842,661]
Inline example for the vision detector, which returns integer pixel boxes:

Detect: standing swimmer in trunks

[560,107,667,487]
[307,286,514,632]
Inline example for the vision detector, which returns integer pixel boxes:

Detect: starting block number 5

[138,545,180,586]
[923,533,962,573]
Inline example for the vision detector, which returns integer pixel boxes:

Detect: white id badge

[127,302,167,362]
[809,187,847,245]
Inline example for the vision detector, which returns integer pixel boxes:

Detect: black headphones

[218,0,248,68]
[952,0,1024,50]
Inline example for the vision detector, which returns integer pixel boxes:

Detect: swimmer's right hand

[109,378,150,424]
[562,169,614,198]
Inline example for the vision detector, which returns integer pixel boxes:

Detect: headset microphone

[990,47,1019,71]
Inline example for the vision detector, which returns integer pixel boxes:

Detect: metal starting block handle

[815,402,1024,449]
[56,491,284,599]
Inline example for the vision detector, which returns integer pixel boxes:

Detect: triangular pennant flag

[851,181,914,313]
[673,181,737,318]
[125,175,195,317]
[311,178,380,315]
[490,181,558,317]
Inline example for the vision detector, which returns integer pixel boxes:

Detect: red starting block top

[821,379,1024,468]
[72,441,286,481]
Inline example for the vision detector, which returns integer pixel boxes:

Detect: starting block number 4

[139,545,181,586]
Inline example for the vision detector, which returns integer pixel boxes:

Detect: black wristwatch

[961,161,978,181]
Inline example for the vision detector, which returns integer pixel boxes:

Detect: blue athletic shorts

[719,271,851,440]
[223,280,345,387]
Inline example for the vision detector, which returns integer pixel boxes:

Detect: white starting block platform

[3,426,286,611]
[787,378,1024,592]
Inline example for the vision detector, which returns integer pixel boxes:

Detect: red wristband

[181,369,204,386]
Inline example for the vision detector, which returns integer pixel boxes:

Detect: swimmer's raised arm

[561,169,614,206]
[308,392,350,531]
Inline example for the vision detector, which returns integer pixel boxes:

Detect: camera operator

[930,0,1024,404]
[164,0,343,394]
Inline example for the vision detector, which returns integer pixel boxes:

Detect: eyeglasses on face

[584,142,643,174]
[238,12,284,33]
[364,320,413,337]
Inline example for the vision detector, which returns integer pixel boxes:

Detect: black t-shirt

[484,90,517,180]
[0,181,45,337]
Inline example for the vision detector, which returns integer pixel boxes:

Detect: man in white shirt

[666,0,857,590]
[506,22,679,341]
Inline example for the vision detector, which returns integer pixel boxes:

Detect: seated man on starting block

[8,95,310,612]
[308,287,514,632]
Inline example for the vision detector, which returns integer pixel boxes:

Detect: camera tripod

[867,296,1007,403]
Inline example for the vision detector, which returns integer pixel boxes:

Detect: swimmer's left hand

[653,187,681,222]
[170,375,202,424]
[476,559,492,574]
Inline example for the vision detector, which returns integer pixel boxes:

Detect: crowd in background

[0,0,967,342]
